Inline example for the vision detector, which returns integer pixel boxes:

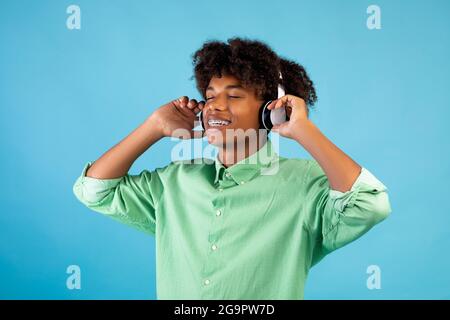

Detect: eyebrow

[206,84,245,92]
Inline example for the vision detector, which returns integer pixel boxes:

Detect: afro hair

[190,37,317,113]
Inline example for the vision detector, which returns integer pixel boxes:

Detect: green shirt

[73,138,391,299]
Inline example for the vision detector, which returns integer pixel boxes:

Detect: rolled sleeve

[73,161,165,235]
[328,167,391,215]
[304,160,392,266]
[74,162,123,203]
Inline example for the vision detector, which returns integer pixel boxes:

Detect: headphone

[198,71,289,132]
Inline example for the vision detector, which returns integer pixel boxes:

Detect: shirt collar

[214,139,278,185]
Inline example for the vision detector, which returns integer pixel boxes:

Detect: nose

[206,94,228,112]
[207,102,226,113]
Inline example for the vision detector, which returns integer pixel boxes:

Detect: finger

[175,99,195,118]
[274,96,288,110]
[193,101,205,114]
[274,95,295,111]
[187,99,204,117]
[172,101,187,117]
[267,100,276,110]
[178,97,193,114]
[178,96,189,105]
[186,99,202,116]
[268,97,285,110]
[186,99,198,110]
[174,96,187,109]
[178,97,194,113]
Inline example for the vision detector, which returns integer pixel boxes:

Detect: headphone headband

[277,71,285,99]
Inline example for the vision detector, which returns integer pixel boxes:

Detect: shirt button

[204,279,210,285]
[216,209,222,216]
[218,188,223,192]
[225,172,231,178]
[240,181,245,185]
[211,244,218,251]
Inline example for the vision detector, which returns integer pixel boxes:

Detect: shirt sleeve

[72,161,165,235]
[303,160,392,267]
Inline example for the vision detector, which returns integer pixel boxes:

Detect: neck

[218,136,268,168]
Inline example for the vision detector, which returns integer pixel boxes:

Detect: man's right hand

[150,96,205,139]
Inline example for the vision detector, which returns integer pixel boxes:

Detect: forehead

[206,74,247,92]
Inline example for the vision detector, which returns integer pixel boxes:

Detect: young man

[73,37,391,299]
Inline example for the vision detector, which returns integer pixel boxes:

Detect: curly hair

[190,37,317,112]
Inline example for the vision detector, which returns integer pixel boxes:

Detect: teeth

[208,119,231,127]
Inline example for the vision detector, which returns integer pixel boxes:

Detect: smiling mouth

[207,119,232,127]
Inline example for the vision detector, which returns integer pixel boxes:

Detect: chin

[206,126,263,148]
[206,132,228,147]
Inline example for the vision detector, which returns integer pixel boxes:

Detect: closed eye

[206,96,241,100]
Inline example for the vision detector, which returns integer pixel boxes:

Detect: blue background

[1,0,449,299]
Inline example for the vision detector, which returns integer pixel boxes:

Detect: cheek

[231,104,260,127]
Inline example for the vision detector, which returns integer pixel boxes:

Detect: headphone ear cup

[270,105,287,126]
[199,110,205,131]
[259,100,273,131]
